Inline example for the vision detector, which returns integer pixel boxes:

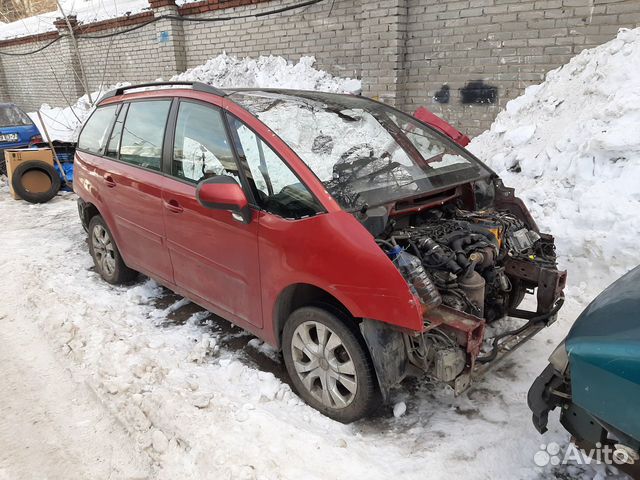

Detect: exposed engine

[361,204,565,388]
[376,207,558,322]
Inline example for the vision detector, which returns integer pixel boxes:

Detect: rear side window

[172,101,238,183]
[119,101,171,171]
[0,104,33,127]
[78,105,118,154]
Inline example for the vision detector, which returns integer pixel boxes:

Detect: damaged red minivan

[74,82,566,422]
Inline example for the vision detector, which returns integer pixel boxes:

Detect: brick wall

[402,0,640,136]
[0,35,78,111]
[0,0,639,135]
[182,0,363,79]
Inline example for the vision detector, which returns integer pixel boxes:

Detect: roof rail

[97,81,227,103]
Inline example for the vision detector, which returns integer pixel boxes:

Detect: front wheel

[282,306,381,423]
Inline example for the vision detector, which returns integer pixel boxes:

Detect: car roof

[97,82,358,106]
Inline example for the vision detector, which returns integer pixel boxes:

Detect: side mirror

[196,175,252,224]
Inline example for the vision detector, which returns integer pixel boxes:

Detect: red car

[75,82,566,423]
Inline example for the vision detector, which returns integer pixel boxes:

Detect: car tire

[10,160,61,204]
[0,151,6,177]
[508,278,527,310]
[88,215,137,285]
[282,306,381,423]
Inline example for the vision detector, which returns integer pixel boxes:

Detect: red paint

[413,107,471,147]
[76,88,465,351]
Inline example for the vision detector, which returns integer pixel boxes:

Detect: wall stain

[460,80,498,104]
[433,84,450,104]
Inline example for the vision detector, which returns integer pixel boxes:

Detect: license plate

[0,133,18,143]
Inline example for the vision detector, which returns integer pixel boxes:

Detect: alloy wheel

[290,320,358,409]
[92,224,116,277]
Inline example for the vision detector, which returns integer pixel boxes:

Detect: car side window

[228,116,321,220]
[172,101,239,184]
[119,100,171,171]
[105,104,128,159]
[78,105,118,154]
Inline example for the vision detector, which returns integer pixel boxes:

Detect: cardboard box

[3,148,55,200]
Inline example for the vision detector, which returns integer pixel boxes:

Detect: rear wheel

[282,306,381,423]
[88,215,137,285]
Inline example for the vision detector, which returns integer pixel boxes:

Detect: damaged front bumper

[359,243,566,400]
[360,292,565,401]
[528,363,640,477]
[434,294,564,395]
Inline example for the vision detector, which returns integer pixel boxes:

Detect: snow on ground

[0,0,150,40]
[2,35,639,478]
[0,184,614,480]
[469,27,640,288]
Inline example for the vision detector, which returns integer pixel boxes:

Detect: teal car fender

[529,265,640,456]
[566,265,640,442]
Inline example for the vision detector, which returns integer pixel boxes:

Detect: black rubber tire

[282,306,381,423]
[88,215,137,285]
[508,278,527,310]
[11,160,61,204]
[0,151,6,177]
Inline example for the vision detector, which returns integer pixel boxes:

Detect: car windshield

[0,104,33,127]
[229,91,491,210]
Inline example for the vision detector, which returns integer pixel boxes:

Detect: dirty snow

[0,185,611,480]
[0,0,150,40]
[469,27,640,287]
[1,35,639,479]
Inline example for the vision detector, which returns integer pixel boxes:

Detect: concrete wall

[0,0,639,135]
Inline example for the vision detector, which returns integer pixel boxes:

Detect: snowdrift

[469,28,640,286]
[172,53,361,93]
[29,54,360,143]
[29,89,112,144]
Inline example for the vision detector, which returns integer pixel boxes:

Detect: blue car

[0,103,42,175]
[529,265,640,476]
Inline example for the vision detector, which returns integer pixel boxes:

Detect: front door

[161,100,262,327]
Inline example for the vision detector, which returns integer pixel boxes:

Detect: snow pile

[0,0,149,40]
[173,53,362,94]
[469,28,640,286]
[28,84,127,143]
[29,54,360,142]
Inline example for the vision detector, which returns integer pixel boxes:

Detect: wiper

[359,161,402,183]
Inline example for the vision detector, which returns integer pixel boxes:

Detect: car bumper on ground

[528,363,640,477]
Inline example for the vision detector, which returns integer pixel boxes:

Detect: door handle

[103,174,116,188]
[164,199,184,213]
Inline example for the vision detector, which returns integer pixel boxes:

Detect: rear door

[161,99,262,327]
[98,99,174,283]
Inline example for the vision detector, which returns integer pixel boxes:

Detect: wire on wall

[0,0,325,55]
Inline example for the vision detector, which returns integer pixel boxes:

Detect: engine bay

[356,193,567,389]
[377,206,559,322]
